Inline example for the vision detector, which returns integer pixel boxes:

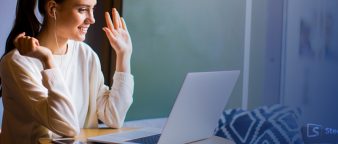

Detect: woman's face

[55,0,96,41]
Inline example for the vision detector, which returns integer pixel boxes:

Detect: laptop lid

[158,70,240,144]
[87,70,239,144]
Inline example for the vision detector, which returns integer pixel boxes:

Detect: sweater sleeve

[2,56,80,137]
[95,61,134,128]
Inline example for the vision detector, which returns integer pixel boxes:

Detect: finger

[14,32,26,45]
[24,38,31,51]
[121,17,128,31]
[103,26,118,37]
[14,38,20,49]
[31,38,39,50]
[103,27,116,41]
[102,27,117,46]
[32,38,40,47]
[17,38,27,54]
[105,12,114,30]
[112,8,120,29]
[29,39,36,51]
[112,28,119,36]
[16,38,24,50]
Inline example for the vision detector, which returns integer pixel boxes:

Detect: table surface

[39,128,235,144]
[39,128,135,144]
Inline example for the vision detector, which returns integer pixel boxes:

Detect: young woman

[0,0,133,143]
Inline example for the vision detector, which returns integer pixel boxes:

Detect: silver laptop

[88,70,240,144]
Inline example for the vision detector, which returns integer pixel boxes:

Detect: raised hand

[14,32,54,69]
[103,8,132,73]
[103,8,132,57]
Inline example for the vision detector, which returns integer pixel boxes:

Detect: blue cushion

[214,104,303,144]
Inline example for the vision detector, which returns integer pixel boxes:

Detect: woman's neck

[37,27,68,55]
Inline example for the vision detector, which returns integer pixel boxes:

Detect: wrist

[41,54,55,69]
[116,50,132,58]
[116,54,131,73]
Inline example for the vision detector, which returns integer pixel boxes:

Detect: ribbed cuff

[113,72,134,81]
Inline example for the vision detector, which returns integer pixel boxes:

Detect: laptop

[87,70,240,144]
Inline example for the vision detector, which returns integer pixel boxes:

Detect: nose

[86,12,95,24]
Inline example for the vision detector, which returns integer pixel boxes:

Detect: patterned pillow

[214,104,303,144]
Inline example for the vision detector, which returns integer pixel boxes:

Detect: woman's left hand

[103,8,132,57]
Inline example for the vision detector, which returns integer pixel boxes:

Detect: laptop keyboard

[128,134,161,144]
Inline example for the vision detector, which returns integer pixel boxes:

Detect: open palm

[103,8,132,56]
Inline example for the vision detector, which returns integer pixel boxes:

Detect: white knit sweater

[0,40,134,144]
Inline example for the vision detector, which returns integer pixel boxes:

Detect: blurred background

[1,0,338,129]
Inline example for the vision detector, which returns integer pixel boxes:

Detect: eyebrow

[74,4,96,8]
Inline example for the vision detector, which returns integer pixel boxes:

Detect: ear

[46,0,57,20]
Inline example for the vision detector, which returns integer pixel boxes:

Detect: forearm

[41,69,80,136]
[97,72,134,128]
[4,59,80,137]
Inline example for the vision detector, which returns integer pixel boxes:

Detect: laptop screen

[158,70,240,144]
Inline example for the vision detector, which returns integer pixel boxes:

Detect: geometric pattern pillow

[214,104,304,144]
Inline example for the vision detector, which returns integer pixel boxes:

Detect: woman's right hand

[14,32,55,69]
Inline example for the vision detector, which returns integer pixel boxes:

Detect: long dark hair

[0,0,64,96]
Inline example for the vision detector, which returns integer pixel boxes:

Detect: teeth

[79,27,88,33]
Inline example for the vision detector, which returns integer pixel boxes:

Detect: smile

[79,26,89,33]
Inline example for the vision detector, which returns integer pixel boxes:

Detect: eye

[78,8,89,13]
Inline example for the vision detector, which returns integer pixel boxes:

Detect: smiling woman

[0,0,134,143]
